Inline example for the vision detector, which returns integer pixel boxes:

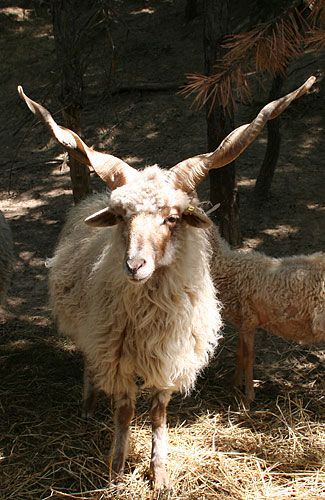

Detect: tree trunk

[50,0,92,204]
[254,0,309,204]
[254,72,285,204]
[185,0,198,21]
[204,0,241,246]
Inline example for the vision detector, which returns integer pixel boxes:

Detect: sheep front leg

[110,392,135,478]
[150,390,172,490]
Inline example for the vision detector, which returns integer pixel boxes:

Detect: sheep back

[211,227,325,344]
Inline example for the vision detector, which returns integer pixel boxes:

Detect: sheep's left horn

[18,86,139,190]
[170,75,316,192]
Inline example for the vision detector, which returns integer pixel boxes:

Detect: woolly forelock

[109,165,193,215]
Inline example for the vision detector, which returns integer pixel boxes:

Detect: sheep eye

[165,215,179,225]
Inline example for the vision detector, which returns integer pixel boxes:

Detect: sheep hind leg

[149,389,172,491]
[82,369,98,419]
[110,391,135,478]
[233,331,245,389]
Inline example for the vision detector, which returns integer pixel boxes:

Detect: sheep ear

[182,206,212,228]
[84,207,118,227]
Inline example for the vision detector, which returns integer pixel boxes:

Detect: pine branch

[182,0,323,111]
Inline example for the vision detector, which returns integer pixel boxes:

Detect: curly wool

[49,170,223,397]
[110,166,192,216]
[210,226,325,344]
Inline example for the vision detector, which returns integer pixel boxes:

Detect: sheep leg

[110,392,135,477]
[149,390,172,490]
[82,369,98,419]
[242,327,255,403]
[233,332,245,388]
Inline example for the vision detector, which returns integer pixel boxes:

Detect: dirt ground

[0,1,324,499]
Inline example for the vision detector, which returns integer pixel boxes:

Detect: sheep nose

[126,258,146,274]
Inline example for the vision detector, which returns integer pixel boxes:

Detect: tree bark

[50,0,92,203]
[185,0,198,21]
[204,0,241,246]
[254,72,285,204]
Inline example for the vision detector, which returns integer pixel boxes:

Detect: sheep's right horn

[18,86,139,189]
[170,75,316,192]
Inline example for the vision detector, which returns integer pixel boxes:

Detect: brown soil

[0,1,324,499]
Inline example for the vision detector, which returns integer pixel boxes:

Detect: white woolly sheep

[18,76,315,490]
[210,227,325,403]
[0,210,14,305]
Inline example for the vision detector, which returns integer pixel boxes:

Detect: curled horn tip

[306,75,316,87]
[302,75,316,93]
[17,85,25,101]
[17,85,38,115]
[18,85,30,101]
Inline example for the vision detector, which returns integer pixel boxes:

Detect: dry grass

[1,321,324,500]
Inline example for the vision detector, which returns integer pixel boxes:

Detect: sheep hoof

[81,409,95,420]
[149,464,170,493]
[81,402,96,420]
[241,390,255,411]
[81,395,97,420]
[109,452,127,480]
[246,388,255,403]
[153,486,171,499]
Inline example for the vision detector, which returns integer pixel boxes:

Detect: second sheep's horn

[170,76,316,192]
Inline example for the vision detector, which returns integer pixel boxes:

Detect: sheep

[0,210,14,305]
[18,76,315,490]
[210,226,325,403]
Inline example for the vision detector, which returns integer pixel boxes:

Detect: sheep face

[85,166,211,283]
